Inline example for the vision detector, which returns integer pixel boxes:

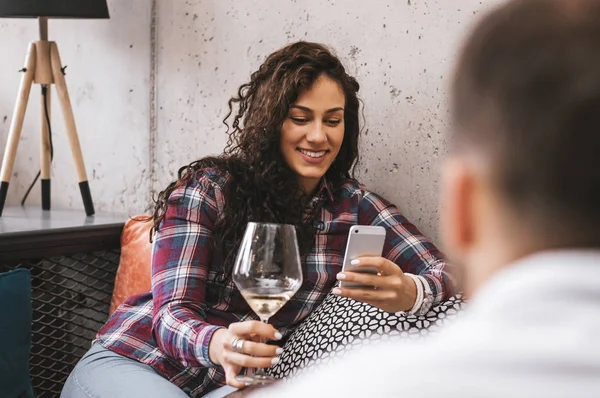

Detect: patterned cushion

[268,293,464,378]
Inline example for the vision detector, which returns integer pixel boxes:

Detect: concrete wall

[0,0,498,242]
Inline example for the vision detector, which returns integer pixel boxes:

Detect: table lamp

[0,0,110,217]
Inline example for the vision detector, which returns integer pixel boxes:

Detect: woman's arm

[151,173,224,368]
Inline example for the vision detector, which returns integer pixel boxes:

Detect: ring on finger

[231,337,245,354]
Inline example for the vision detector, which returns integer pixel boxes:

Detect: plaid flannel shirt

[96,167,452,397]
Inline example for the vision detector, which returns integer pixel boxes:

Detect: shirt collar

[313,177,335,203]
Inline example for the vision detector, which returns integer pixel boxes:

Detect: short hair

[452,0,600,242]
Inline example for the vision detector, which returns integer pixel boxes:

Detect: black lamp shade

[0,0,109,19]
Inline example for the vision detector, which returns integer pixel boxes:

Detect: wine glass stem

[254,317,270,377]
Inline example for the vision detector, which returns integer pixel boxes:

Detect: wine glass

[232,222,303,385]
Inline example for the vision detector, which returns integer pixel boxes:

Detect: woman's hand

[209,321,283,388]
[334,256,417,313]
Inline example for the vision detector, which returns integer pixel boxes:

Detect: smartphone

[339,225,386,288]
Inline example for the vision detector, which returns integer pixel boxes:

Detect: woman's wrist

[405,273,423,314]
[404,274,436,315]
[208,328,227,366]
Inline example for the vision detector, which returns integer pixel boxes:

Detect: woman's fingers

[228,320,283,341]
[337,271,380,287]
[224,338,283,358]
[220,321,284,387]
[351,256,405,276]
[336,256,407,292]
[222,350,279,369]
[334,286,395,302]
[224,364,246,388]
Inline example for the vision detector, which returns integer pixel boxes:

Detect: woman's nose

[306,122,327,144]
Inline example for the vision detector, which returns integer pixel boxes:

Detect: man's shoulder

[264,310,600,397]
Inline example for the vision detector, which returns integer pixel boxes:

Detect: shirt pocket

[319,211,356,255]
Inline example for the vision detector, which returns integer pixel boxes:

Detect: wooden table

[0,206,126,261]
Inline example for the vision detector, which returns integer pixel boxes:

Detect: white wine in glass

[233,222,303,385]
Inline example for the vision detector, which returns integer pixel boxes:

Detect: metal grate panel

[1,250,119,398]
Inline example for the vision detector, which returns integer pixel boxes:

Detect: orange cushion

[109,216,153,315]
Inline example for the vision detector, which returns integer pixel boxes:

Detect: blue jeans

[61,343,236,398]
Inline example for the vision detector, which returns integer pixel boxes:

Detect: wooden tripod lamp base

[0,17,95,217]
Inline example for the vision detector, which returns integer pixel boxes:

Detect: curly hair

[151,41,361,272]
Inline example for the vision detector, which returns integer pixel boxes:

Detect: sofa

[107,218,464,379]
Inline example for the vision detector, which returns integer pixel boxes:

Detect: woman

[61,41,452,398]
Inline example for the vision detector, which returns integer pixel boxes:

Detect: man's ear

[440,157,476,265]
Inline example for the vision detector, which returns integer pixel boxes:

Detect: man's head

[442,0,600,296]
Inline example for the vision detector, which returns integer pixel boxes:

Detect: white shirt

[259,250,600,398]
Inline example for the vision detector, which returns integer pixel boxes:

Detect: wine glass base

[236,374,278,385]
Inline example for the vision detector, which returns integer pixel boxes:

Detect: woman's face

[280,74,346,194]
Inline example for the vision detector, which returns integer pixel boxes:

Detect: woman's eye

[326,119,342,126]
[291,117,309,124]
